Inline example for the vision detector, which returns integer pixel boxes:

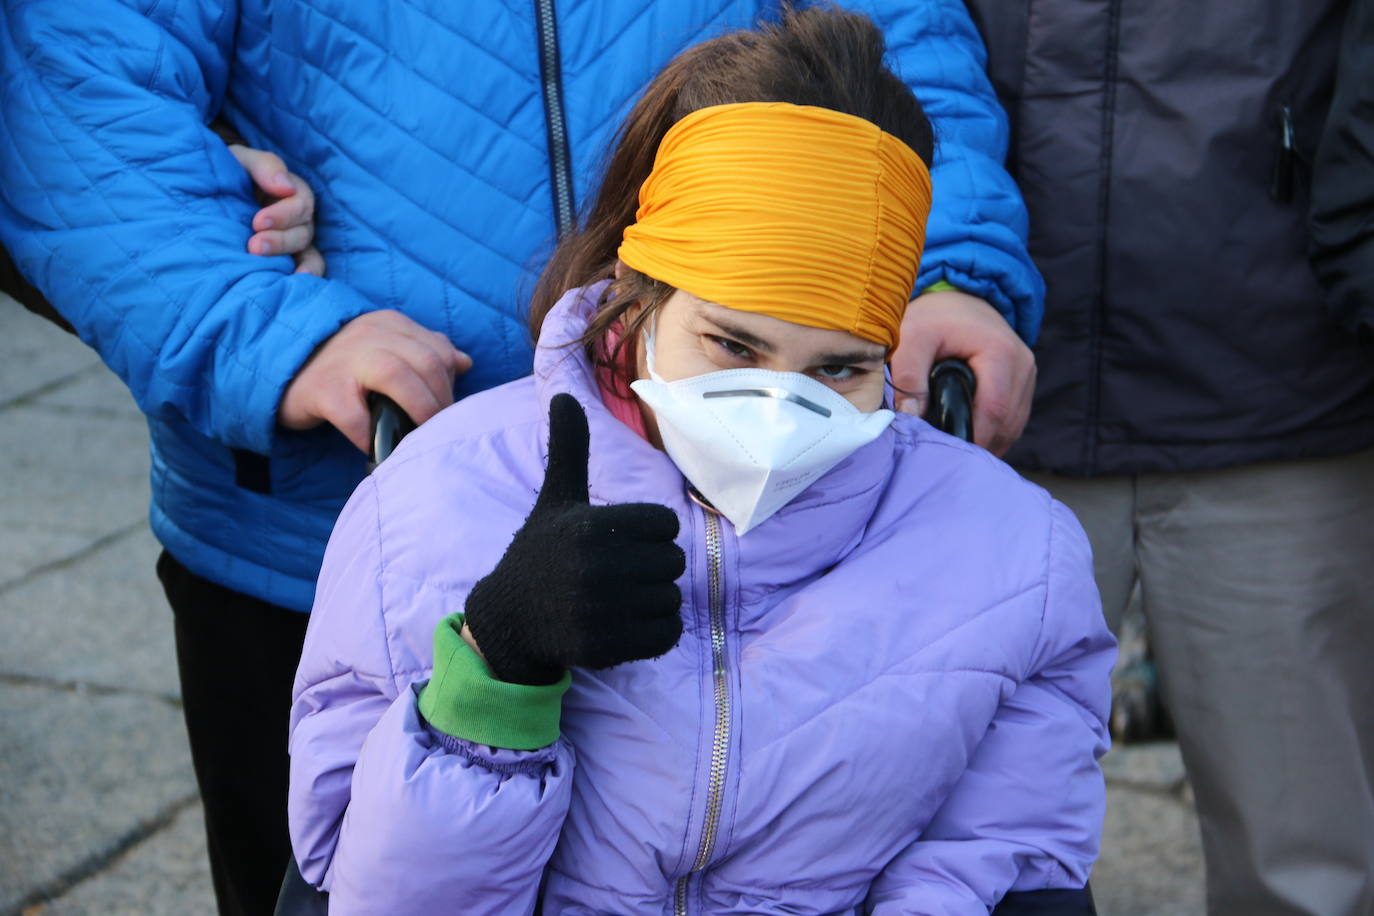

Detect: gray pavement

[0,294,1204,914]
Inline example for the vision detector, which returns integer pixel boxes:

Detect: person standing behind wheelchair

[962,0,1374,912]
[0,2,1044,912]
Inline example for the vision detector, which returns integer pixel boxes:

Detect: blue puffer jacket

[0,0,1043,611]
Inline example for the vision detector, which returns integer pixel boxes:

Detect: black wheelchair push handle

[925,358,976,443]
[366,392,416,473]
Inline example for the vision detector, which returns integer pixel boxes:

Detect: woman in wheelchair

[284,9,1114,914]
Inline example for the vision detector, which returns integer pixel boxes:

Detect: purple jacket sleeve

[287,477,574,914]
[866,502,1115,914]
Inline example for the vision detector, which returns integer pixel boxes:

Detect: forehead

[676,294,887,360]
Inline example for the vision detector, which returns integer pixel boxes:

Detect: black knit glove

[463,394,686,685]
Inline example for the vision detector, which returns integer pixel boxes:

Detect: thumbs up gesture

[462,394,686,685]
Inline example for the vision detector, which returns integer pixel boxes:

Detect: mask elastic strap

[642,312,667,382]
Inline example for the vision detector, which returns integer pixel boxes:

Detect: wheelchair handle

[925,358,976,444]
[366,392,416,473]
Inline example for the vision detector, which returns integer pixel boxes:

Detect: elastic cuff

[418,614,570,750]
[920,280,961,295]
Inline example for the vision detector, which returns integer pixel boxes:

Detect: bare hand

[890,289,1036,456]
[279,310,472,451]
[227,145,325,277]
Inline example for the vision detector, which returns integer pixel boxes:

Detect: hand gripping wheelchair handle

[366,392,417,473]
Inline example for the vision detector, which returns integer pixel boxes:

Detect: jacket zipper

[1084,0,1122,473]
[674,509,729,916]
[533,0,576,237]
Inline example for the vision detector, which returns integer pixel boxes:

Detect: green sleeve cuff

[418,614,571,751]
[921,280,961,295]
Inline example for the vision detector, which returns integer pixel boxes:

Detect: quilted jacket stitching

[145,22,166,92]
[569,1,745,149]
[749,584,1040,757]
[231,80,537,323]
[292,0,547,160]
[367,478,404,692]
[257,45,544,217]
[263,51,543,265]
[235,1,533,149]
[18,64,300,396]
[390,0,533,83]
[17,28,324,366]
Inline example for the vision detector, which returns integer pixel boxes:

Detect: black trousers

[158,551,310,916]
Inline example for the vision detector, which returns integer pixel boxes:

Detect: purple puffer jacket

[288,288,1115,915]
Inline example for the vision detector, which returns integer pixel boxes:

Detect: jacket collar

[533,283,687,511]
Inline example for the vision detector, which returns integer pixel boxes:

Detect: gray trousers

[1025,449,1374,916]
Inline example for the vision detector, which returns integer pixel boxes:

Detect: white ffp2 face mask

[630,323,893,534]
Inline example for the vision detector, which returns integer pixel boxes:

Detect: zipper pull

[1272,104,1295,204]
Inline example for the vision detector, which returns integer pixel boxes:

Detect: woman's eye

[815,364,856,380]
[710,336,753,360]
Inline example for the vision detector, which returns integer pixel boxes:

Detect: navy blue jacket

[968,0,1374,475]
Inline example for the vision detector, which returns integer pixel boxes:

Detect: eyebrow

[814,348,887,365]
[700,315,777,354]
[700,314,886,365]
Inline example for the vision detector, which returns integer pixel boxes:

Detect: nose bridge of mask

[688,381,847,473]
[643,313,666,382]
[703,387,832,418]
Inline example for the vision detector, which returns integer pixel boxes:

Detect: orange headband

[618,102,932,349]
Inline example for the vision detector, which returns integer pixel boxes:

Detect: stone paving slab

[0,404,149,540]
[1,526,178,698]
[1102,742,1188,794]
[1096,744,1203,913]
[0,300,98,407]
[0,684,197,915]
[0,530,98,594]
[30,368,143,419]
[1095,783,1205,916]
[30,803,214,916]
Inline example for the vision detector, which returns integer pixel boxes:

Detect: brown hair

[528,5,935,396]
